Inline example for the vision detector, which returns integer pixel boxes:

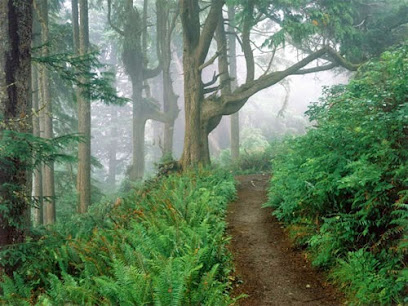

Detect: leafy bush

[0,169,238,305]
[266,45,408,304]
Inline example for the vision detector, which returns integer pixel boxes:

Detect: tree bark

[32,64,43,225]
[228,5,239,161]
[36,0,55,224]
[179,0,223,168]
[76,0,91,213]
[0,0,33,263]
[157,0,179,158]
[32,12,43,225]
[130,78,146,180]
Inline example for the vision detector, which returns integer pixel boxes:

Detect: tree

[34,0,56,224]
[178,0,407,168]
[107,0,177,180]
[32,14,43,225]
[0,0,33,256]
[156,0,180,158]
[75,0,92,213]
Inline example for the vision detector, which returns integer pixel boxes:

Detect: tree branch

[199,51,220,71]
[202,71,222,87]
[326,47,360,71]
[143,64,162,79]
[293,62,338,74]
[196,0,225,64]
[242,3,255,82]
[203,85,221,94]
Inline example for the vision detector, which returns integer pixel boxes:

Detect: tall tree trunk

[0,0,33,265]
[181,56,205,167]
[32,64,43,225]
[157,0,179,158]
[179,0,224,168]
[76,0,91,213]
[130,79,146,180]
[180,0,206,168]
[36,0,55,224]
[32,12,43,225]
[228,5,239,161]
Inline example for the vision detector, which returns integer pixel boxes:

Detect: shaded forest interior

[0,0,407,304]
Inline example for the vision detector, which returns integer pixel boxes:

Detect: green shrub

[0,169,238,305]
[266,45,408,304]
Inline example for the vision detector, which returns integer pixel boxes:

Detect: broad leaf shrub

[0,169,238,305]
[265,45,408,304]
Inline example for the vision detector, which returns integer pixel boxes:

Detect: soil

[227,174,344,306]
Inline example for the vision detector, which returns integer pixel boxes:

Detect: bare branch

[203,71,222,87]
[199,52,220,71]
[203,85,221,94]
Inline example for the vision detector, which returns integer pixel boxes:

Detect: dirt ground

[227,174,344,306]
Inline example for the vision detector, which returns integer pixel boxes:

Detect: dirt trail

[227,174,343,306]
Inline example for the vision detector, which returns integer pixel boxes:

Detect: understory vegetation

[266,45,408,304]
[216,128,276,174]
[0,170,237,305]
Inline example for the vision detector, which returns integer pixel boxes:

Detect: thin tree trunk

[32,12,43,225]
[77,0,91,213]
[37,0,56,224]
[228,5,239,161]
[157,0,178,158]
[0,0,33,265]
[32,64,43,225]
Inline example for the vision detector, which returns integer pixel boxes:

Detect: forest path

[227,174,343,306]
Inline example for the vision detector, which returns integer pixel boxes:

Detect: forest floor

[227,174,344,306]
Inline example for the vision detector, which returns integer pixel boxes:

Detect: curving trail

[227,174,343,306]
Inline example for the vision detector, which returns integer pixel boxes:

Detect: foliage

[34,52,128,106]
[266,45,408,304]
[0,170,239,305]
[0,130,80,228]
[233,0,408,63]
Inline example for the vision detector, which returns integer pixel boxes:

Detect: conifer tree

[0,0,33,257]
[76,0,92,213]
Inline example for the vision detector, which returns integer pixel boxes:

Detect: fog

[78,2,352,187]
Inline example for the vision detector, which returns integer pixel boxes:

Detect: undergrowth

[0,169,238,305]
[266,45,408,304]
[216,144,275,175]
